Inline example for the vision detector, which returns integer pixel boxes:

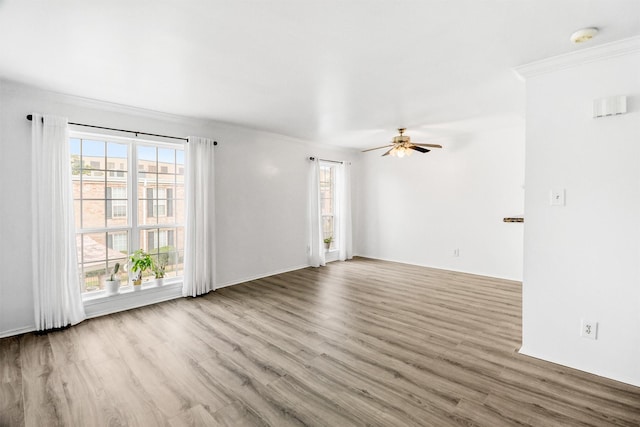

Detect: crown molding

[514,36,640,80]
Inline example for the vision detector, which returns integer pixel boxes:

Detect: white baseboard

[518,347,640,388]
[0,325,36,339]
[354,254,522,282]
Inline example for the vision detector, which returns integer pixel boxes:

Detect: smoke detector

[570,27,598,44]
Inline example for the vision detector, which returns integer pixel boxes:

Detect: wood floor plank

[1,257,639,426]
[167,404,220,427]
[0,381,24,427]
[0,337,21,384]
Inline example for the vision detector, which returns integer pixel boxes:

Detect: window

[71,135,185,293]
[108,232,128,253]
[109,187,127,218]
[107,162,125,177]
[319,162,337,250]
[145,188,171,217]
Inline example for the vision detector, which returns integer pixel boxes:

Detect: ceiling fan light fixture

[570,27,598,44]
[362,127,442,157]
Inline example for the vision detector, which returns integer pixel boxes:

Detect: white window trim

[319,161,339,252]
[71,131,185,305]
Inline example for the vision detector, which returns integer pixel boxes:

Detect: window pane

[158,227,173,250]
[156,195,167,219]
[161,251,180,278]
[158,173,173,187]
[174,199,185,224]
[73,200,82,229]
[158,148,175,172]
[323,216,334,240]
[138,178,157,200]
[176,150,184,165]
[158,201,172,224]
[107,231,128,256]
[166,187,174,218]
[107,258,128,282]
[176,227,185,251]
[175,181,184,199]
[82,139,105,158]
[108,183,127,198]
[82,262,105,292]
[71,159,84,176]
[70,138,81,155]
[137,145,156,162]
[82,178,105,200]
[173,230,185,277]
[106,180,128,226]
[176,250,184,276]
[107,142,128,171]
[140,229,157,254]
[81,200,106,228]
[82,233,107,263]
[107,201,128,226]
[138,199,157,225]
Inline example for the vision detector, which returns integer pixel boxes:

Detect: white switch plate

[550,189,565,206]
[581,319,598,340]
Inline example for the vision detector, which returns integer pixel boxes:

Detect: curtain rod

[309,157,343,164]
[26,114,217,145]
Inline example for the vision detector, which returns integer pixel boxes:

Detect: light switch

[550,189,565,206]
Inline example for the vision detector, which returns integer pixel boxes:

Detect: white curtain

[31,114,86,330]
[308,158,325,267]
[336,162,353,261]
[183,136,216,297]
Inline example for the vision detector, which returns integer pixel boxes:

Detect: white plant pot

[133,282,142,292]
[105,280,120,296]
[154,278,164,286]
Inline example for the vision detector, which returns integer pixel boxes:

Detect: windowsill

[83,279,183,319]
[82,277,181,301]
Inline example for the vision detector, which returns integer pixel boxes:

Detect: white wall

[355,122,525,281]
[0,80,358,336]
[520,43,640,386]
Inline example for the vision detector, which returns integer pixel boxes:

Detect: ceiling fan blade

[412,143,443,148]
[381,147,395,156]
[409,146,430,153]
[362,144,393,152]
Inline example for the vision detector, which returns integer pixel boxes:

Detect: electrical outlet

[453,249,459,257]
[581,320,598,340]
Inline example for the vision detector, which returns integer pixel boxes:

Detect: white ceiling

[0,0,638,148]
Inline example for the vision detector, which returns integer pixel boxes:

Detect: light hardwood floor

[1,257,639,426]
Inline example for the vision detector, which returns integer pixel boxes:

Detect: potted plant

[324,236,333,250]
[104,262,121,296]
[129,249,154,291]
[152,257,167,286]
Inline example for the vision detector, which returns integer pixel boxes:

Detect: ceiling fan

[362,128,442,157]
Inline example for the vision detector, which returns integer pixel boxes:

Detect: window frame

[70,131,185,297]
[319,161,338,252]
